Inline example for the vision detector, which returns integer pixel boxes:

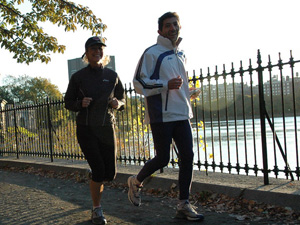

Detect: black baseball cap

[85,36,106,49]
[82,36,106,58]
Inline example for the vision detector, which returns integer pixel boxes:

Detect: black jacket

[64,65,125,126]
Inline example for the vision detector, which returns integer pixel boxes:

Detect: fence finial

[257,49,262,66]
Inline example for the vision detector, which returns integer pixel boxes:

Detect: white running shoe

[176,201,204,221]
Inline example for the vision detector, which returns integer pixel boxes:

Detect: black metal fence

[1,50,300,184]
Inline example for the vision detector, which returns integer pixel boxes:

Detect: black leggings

[77,125,117,182]
[137,120,194,200]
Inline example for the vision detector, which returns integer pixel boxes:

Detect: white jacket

[133,35,193,124]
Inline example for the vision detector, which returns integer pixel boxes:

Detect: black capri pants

[77,124,117,182]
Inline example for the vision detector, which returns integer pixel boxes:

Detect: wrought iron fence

[0,98,81,161]
[1,50,300,184]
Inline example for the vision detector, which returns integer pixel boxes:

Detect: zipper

[164,49,183,111]
[102,79,117,126]
[79,88,88,126]
[165,89,169,111]
[102,102,109,126]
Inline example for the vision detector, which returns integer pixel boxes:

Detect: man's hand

[168,76,183,89]
[189,87,201,100]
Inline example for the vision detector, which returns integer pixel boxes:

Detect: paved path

[1,157,300,224]
[0,169,282,225]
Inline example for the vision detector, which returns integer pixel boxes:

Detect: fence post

[46,97,54,162]
[13,102,19,159]
[257,50,269,185]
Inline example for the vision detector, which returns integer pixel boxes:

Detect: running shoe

[176,201,204,221]
[127,175,142,206]
[91,207,107,224]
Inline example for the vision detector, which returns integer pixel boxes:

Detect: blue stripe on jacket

[150,50,174,80]
[135,46,174,89]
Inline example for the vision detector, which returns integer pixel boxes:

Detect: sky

[1,0,300,93]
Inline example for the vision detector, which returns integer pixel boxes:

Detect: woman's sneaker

[175,201,204,221]
[91,207,107,224]
[127,175,142,206]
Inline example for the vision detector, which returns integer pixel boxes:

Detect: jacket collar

[88,63,103,72]
[157,35,182,50]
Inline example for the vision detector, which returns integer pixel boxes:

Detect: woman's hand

[82,97,93,108]
[109,97,119,109]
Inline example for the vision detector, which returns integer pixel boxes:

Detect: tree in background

[0,0,106,64]
[0,74,62,103]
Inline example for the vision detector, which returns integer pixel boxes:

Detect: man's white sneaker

[176,201,204,221]
[127,175,142,206]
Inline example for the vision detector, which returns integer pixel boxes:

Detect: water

[192,116,300,178]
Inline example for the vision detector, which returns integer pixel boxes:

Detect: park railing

[1,50,300,184]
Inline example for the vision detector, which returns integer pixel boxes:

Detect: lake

[192,116,299,178]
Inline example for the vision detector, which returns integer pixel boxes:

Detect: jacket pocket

[147,94,163,123]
